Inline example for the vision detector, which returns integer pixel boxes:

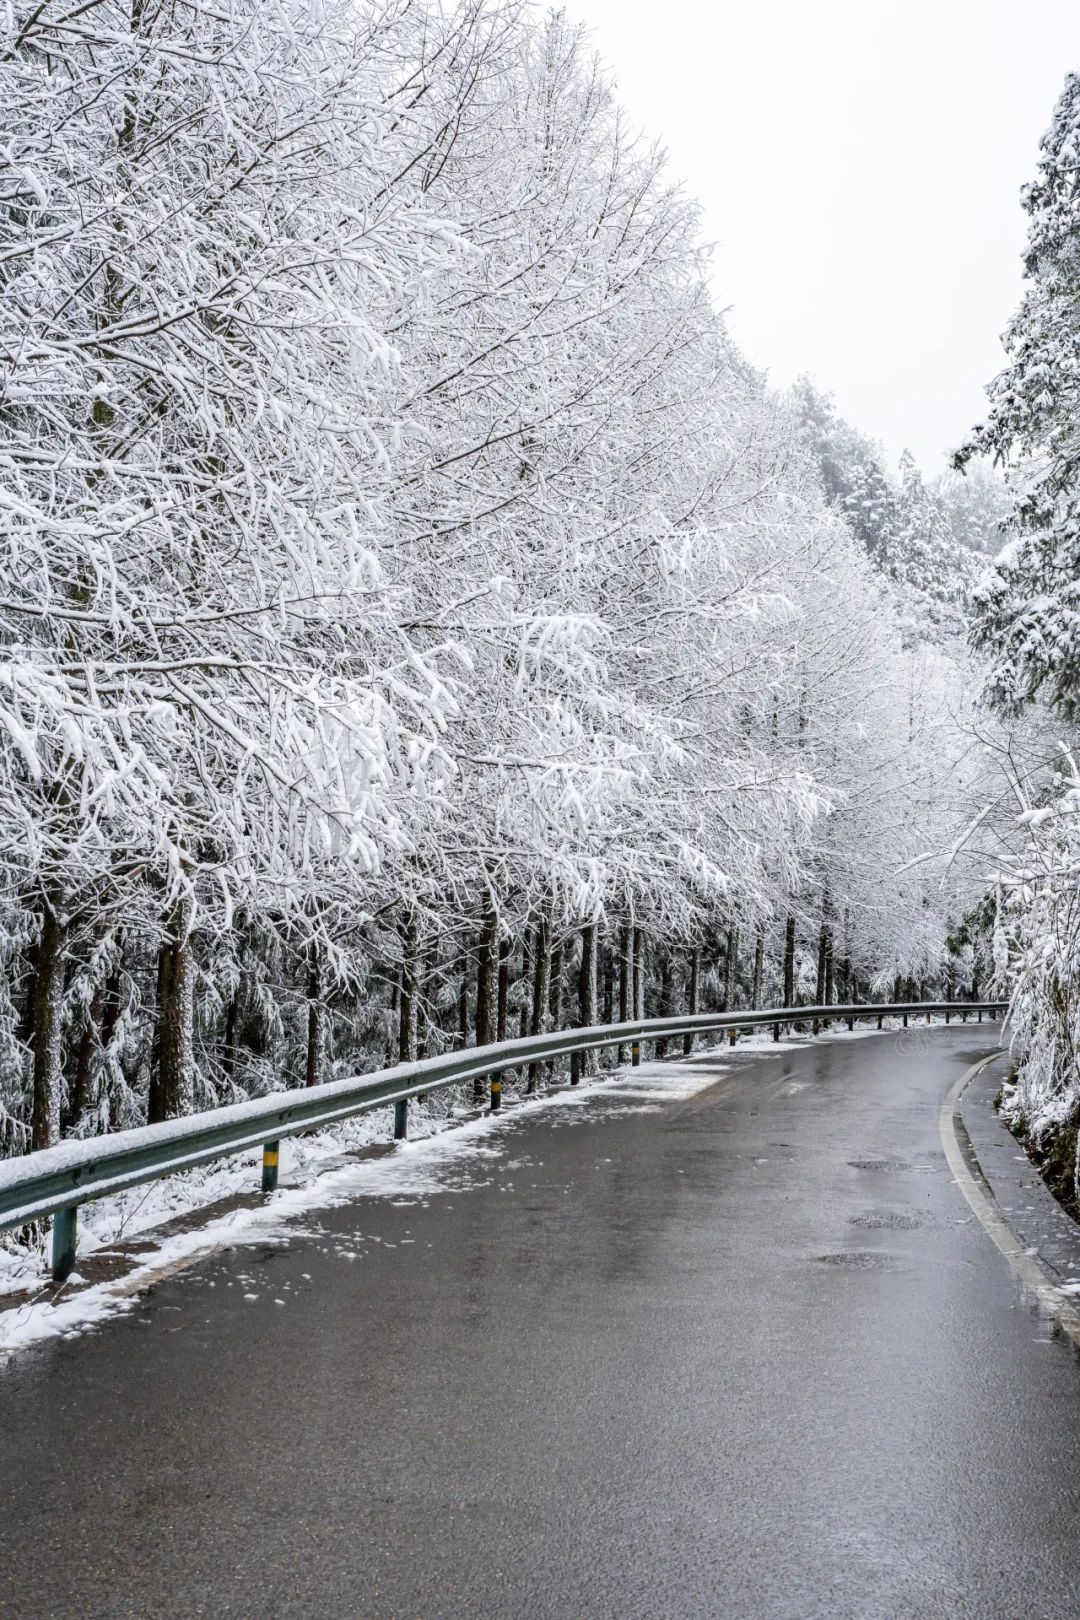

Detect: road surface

[4,1024,1080,1619]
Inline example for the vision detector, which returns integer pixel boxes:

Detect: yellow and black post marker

[631,1039,641,1068]
[728,1027,739,1048]
[261,1140,280,1195]
[490,1074,502,1113]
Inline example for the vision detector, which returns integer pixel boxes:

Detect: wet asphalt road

[4,1025,1080,1620]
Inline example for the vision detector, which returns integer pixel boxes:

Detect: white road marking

[939,1054,1080,1351]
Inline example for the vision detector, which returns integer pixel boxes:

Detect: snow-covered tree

[0,0,990,1194]
[958,73,1080,715]
[955,70,1080,1198]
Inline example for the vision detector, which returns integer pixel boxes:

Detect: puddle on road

[849,1211,922,1230]
[815,1251,896,1268]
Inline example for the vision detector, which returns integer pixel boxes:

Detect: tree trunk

[619,927,631,1023]
[839,908,852,1003]
[655,950,673,1057]
[18,935,39,1049]
[682,945,700,1056]
[616,925,631,1064]
[528,914,551,1092]
[474,903,497,1103]
[398,918,417,1066]
[549,938,563,1031]
[222,987,242,1081]
[839,956,852,1004]
[632,928,644,1020]
[783,915,796,1007]
[457,958,469,1047]
[497,935,510,1043]
[152,895,195,1123]
[724,927,738,1011]
[751,932,764,1010]
[547,935,563,1078]
[306,947,325,1086]
[418,933,439,1061]
[815,916,829,1005]
[578,921,597,1073]
[69,983,104,1126]
[31,889,67,1152]
[602,933,615,1025]
[99,954,124,1130]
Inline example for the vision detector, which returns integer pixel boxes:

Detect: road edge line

[939,1052,1080,1351]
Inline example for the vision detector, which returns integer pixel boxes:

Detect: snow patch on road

[0,1055,722,1356]
[1,1022,924,1355]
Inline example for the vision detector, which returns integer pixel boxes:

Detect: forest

[1,1,1078,1219]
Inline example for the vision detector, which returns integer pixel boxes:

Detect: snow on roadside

[0,1054,729,1353]
[0,1094,454,1301]
[0,1019,952,1351]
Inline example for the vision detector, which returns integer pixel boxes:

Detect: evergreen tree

[958,72,1080,716]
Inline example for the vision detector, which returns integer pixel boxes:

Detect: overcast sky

[572,0,1078,475]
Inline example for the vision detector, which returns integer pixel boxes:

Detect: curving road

[4,1024,1080,1619]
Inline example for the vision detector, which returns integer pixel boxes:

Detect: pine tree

[958,72,1080,716]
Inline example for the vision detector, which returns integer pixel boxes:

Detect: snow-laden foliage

[959,72,1080,717]
[993,751,1080,1150]
[793,379,984,644]
[0,0,987,1172]
[956,69,1080,1187]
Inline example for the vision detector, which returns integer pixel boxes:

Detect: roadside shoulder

[943,1051,1080,1350]
[959,1054,1080,1284]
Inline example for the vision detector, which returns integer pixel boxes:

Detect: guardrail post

[846,1015,854,1031]
[682,1031,693,1056]
[978,1008,982,1023]
[773,1021,780,1043]
[903,1012,908,1028]
[51,1208,77,1283]
[490,1074,502,1112]
[877,1014,883,1030]
[812,1017,819,1035]
[945,1007,951,1025]
[570,1050,581,1086]
[631,1039,641,1068]
[394,1098,409,1139]
[261,1142,279,1194]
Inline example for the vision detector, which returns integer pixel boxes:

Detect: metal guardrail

[0,1000,1005,1280]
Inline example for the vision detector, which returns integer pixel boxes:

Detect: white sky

[571,0,1079,474]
